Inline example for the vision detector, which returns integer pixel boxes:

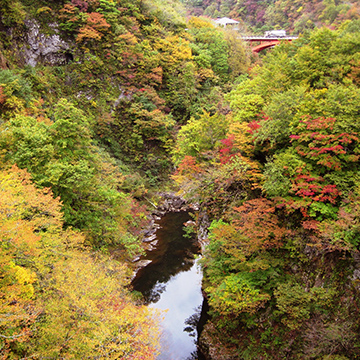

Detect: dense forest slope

[185,0,360,34]
[1,0,360,359]
[173,20,360,359]
[0,0,249,358]
[0,0,248,251]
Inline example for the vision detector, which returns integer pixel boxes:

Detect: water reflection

[150,259,203,360]
[131,212,205,360]
[184,306,202,337]
[131,211,200,303]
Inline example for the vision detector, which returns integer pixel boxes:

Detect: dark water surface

[131,211,206,360]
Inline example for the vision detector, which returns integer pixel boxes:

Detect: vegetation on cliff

[0,0,248,357]
[185,0,360,35]
[2,0,360,358]
[173,19,360,359]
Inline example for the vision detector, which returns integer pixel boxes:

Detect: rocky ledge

[131,193,195,264]
[140,193,194,250]
[198,322,238,360]
[152,192,196,216]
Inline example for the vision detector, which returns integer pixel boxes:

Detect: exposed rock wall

[199,322,239,360]
[22,20,71,67]
[141,192,210,248]
[140,193,190,250]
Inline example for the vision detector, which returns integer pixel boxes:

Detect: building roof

[214,17,239,26]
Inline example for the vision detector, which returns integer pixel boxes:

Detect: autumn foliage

[172,20,360,359]
[3,0,360,358]
[0,166,160,359]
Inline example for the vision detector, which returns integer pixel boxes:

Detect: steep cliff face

[172,19,360,360]
[199,322,239,360]
[0,15,73,68]
[22,20,71,67]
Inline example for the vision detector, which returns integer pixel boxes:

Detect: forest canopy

[173,19,360,359]
[2,0,360,359]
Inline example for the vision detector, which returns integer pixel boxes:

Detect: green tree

[0,100,143,255]
[172,111,228,165]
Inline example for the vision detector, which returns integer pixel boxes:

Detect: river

[131,211,207,360]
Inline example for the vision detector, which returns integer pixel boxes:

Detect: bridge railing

[241,36,298,41]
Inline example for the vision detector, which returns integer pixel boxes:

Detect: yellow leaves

[188,16,215,29]
[0,165,63,231]
[153,35,192,70]
[2,94,25,112]
[36,6,52,15]
[225,118,264,188]
[117,32,138,45]
[196,67,215,82]
[38,253,161,359]
[10,263,36,287]
[0,166,161,358]
[8,262,37,299]
[207,274,270,316]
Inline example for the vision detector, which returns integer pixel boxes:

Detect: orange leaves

[59,3,110,42]
[172,155,209,202]
[76,12,110,42]
[203,200,286,318]
[77,24,102,41]
[232,198,288,254]
[174,155,203,176]
[145,66,163,86]
[0,86,6,104]
[86,11,111,31]
[206,199,287,272]
[60,3,77,15]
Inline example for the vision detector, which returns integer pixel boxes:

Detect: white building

[213,17,240,28]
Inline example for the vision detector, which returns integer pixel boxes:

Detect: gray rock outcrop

[23,20,71,67]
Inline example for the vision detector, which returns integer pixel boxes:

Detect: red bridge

[242,36,298,53]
